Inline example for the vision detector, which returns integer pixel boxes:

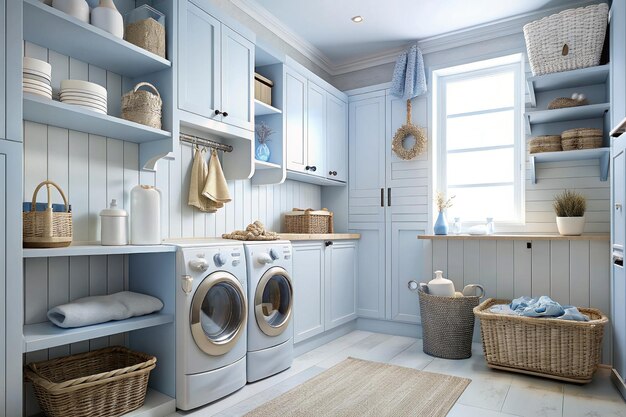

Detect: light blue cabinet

[326,93,348,182]
[285,69,308,173]
[324,241,357,329]
[306,82,326,178]
[292,242,325,343]
[293,240,357,343]
[178,0,254,132]
[611,0,626,126]
[0,0,5,139]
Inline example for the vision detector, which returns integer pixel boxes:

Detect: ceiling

[249,0,584,70]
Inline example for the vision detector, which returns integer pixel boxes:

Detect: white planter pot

[556,216,585,236]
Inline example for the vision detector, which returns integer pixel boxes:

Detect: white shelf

[254,99,282,116]
[23,243,176,258]
[23,94,172,144]
[23,313,174,352]
[255,160,281,170]
[529,148,610,184]
[525,102,610,133]
[123,389,175,417]
[527,65,610,107]
[23,0,171,77]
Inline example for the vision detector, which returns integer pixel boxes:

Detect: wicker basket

[561,128,603,150]
[523,3,608,76]
[23,180,72,248]
[548,97,589,110]
[474,298,607,383]
[284,208,334,234]
[24,346,156,417]
[417,288,482,359]
[122,82,162,129]
[529,135,562,154]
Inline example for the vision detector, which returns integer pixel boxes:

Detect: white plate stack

[60,80,108,114]
[23,57,52,99]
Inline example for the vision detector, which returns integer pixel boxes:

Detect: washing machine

[243,240,294,382]
[172,239,248,410]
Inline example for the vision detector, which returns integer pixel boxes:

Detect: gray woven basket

[417,288,482,359]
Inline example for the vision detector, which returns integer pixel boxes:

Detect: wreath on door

[392,99,427,160]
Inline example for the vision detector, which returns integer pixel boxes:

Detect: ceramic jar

[100,199,128,246]
[130,185,161,245]
[427,270,456,297]
[52,0,90,23]
[91,0,124,38]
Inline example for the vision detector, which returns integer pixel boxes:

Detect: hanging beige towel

[202,149,231,204]
[188,146,216,213]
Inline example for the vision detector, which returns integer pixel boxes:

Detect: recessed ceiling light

[351,15,364,23]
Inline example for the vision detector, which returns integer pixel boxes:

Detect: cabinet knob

[332,171,337,176]
[325,240,333,247]
[329,170,333,175]
[616,203,623,211]
[310,166,317,172]
[305,166,311,171]
[222,111,228,117]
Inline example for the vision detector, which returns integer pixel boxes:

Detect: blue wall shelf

[529,148,610,184]
[527,65,610,107]
[525,103,610,133]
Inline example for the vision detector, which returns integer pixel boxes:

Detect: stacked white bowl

[23,57,52,99]
[60,80,108,114]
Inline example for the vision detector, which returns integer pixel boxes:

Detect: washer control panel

[186,247,242,272]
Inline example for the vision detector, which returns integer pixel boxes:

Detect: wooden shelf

[255,160,281,170]
[23,313,174,352]
[23,243,176,258]
[23,94,172,144]
[254,99,282,116]
[525,103,610,133]
[527,65,610,107]
[23,0,171,77]
[123,389,175,417]
[529,148,610,184]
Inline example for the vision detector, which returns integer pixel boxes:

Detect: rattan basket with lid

[284,208,334,234]
[561,128,603,150]
[529,135,562,153]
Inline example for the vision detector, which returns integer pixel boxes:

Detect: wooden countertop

[279,233,361,241]
[418,234,609,241]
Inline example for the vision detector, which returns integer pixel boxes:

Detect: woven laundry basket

[523,3,608,76]
[284,208,334,234]
[23,180,72,248]
[561,128,603,150]
[529,135,562,154]
[122,82,162,129]
[474,298,607,383]
[416,287,483,359]
[24,346,156,417]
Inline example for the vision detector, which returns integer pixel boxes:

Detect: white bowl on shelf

[60,97,107,110]
[24,78,52,91]
[23,72,52,84]
[59,88,107,101]
[23,88,53,100]
[60,79,107,98]
[52,0,90,23]
[63,101,107,114]
[23,57,52,76]
[23,69,52,82]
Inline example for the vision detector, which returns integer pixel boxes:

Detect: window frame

[433,55,525,225]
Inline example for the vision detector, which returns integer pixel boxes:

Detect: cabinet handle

[305,166,311,171]
[380,188,384,207]
[222,111,228,117]
[310,166,317,172]
[325,240,333,247]
[387,188,391,206]
[332,171,337,176]
[214,109,223,116]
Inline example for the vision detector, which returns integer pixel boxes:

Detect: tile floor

[172,331,626,417]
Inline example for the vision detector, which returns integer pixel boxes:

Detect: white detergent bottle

[427,270,455,297]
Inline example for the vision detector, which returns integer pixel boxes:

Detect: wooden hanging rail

[179,133,233,152]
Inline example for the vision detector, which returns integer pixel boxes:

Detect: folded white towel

[47,291,164,328]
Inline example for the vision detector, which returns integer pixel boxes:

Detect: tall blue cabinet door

[0,0,5,139]
[285,69,308,173]
[611,0,626,126]
[612,134,626,391]
[0,139,23,417]
[220,25,254,131]
[178,0,221,119]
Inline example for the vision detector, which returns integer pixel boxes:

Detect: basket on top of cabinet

[285,208,334,234]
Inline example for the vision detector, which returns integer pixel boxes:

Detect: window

[433,54,524,224]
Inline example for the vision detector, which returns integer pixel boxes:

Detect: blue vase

[434,211,448,235]
[255,143,270,162]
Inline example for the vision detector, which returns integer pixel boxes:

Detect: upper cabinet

[284,60,348,186]
[178,0,254,137]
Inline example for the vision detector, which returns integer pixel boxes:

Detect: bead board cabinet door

[390,223,426,323]
[292,242,325,343]
[326,93,348,182]
[612,134,626,386]
[178,1,221,119]
[285,69,308,173]
[324,241,357,330]
[220,25,254,131]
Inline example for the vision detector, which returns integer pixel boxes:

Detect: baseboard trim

[356,318,423,338]
[611,369,626,401]
[293,321,357,357]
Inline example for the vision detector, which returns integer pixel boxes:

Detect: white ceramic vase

[52,0,90,23]
[556,216,585,236]
[130,185,161,245]
[90,0,123,38]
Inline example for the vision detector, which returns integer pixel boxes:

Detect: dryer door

[190,271,248,356]
[255,266,293,337]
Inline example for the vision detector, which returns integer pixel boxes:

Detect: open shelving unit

[23,243,176,258]
[529,148,610,184]
[525,102,610,133]
[255,159,282,170]
[527,64,609,107]
[254,99,282,116]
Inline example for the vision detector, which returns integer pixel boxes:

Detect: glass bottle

[452,217,462,234]
[486,217,495,235]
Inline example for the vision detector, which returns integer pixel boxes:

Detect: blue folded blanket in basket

[490,296,589,321]
[23,202,71,212]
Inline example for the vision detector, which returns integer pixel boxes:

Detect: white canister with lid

[130,185,161,245]
[100,199,128,245]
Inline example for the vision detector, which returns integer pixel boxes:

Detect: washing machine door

[190,271,248,356]
[255,266,293,337]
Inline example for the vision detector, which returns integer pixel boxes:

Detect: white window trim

[432,54,526,227]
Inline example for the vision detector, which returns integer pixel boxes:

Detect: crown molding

[231,0,603,77]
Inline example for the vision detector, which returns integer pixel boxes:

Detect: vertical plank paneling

[550,241,570,304]
[89,256,107,296]
[570,240,590,307]
[463,240,480,286]
[496,241,514,300]
[590,241,611,361]
[122,142,139,214]
[106,139,125,208]
[446,240,464,291]
[431,240,447,276]
[479,241,497,299]
[47,127,69,193]
[531,240,550,297]
[69,131,90,242]
[23,122,47,200]
[169,145,182,238]
[24,259,48,324]
[88,135,107,241]
[513,240,532,297]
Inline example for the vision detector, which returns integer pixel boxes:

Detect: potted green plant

[553,190,586,236]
